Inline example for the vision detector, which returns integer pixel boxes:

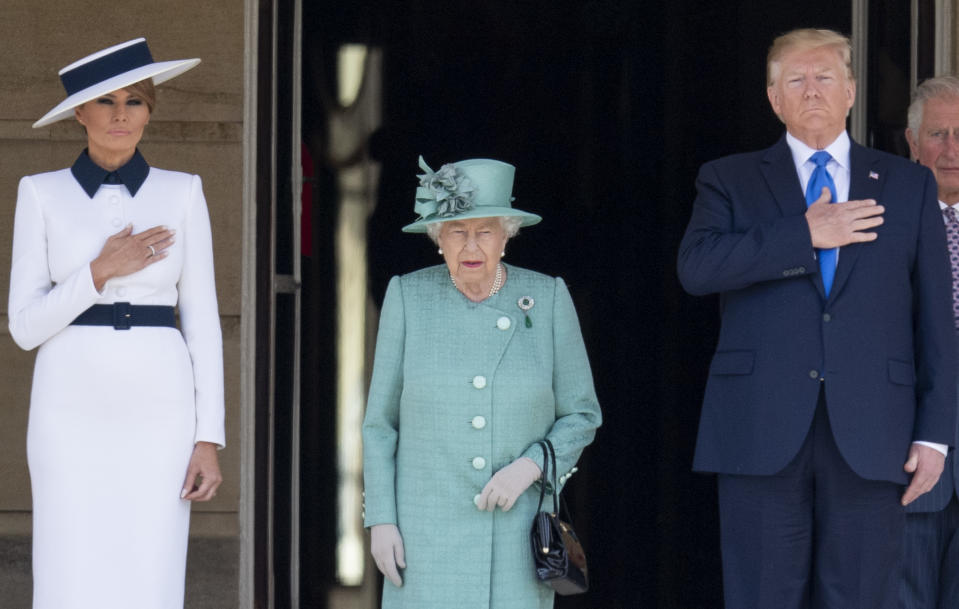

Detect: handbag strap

[536,441,549,512]
[535,439,560,514]
[545,440,560,514]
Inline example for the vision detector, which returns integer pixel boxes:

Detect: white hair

[908,75,959,134]
[425,216,522,244]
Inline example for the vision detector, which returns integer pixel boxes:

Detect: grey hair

[426,216,522,244]
[908,75,959,134]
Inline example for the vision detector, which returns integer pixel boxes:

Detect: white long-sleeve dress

[7,160,225,609]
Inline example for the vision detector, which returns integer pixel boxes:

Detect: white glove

[370,523,406,587]
[477,457,542,512]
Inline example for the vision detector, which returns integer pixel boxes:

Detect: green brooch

[518,296,535,328]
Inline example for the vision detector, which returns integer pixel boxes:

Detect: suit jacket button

[472,375,487,389]
[823,313,831,322]
[497,316,511,330]
[471,416,487,429]
[472,456,487,470]
[798,266,806,273]
[809,370,819,379]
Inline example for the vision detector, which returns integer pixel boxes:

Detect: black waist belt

[70,303,177,330]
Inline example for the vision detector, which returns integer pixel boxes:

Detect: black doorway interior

[296,3,874,608]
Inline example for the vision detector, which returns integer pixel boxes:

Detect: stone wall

[0,1,244,537]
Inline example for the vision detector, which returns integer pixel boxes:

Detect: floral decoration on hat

[414,156,476,220]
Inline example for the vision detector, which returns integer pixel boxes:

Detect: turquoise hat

[401,156,542,233]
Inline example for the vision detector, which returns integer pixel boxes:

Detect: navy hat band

[60,40,154,96]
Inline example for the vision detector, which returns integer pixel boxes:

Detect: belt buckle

[113,302,132,330]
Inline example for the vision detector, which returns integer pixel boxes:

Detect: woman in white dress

[7,38,224,609]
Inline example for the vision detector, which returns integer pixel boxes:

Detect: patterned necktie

[805,151,838,296]
[943,207,959,329]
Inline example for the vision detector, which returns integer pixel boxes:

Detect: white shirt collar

[785,130,851,173]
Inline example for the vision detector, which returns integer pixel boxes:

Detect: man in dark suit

[678,29,957,609]
[901,75,959,609]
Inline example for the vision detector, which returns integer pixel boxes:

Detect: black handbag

[530,439,589,595]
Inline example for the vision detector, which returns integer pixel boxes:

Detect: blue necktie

[805,151,838,296]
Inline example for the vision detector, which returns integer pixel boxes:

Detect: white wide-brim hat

[33,38,200,128]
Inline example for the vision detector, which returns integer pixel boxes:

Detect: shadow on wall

[0,537,237,609]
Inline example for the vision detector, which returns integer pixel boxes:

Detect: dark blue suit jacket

[678,135,957,485]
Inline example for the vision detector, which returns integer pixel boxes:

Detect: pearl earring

[501,251,505,257]
[438,248,443,255]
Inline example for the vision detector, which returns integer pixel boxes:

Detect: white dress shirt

[786,130,851,204]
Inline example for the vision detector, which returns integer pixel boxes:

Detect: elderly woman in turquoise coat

[362,156,602,609]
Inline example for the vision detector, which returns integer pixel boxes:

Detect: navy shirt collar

[70,149,150,198]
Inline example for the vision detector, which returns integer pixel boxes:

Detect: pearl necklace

[451,262,503,299]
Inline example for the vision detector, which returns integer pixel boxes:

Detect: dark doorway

[288,2,928,608]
